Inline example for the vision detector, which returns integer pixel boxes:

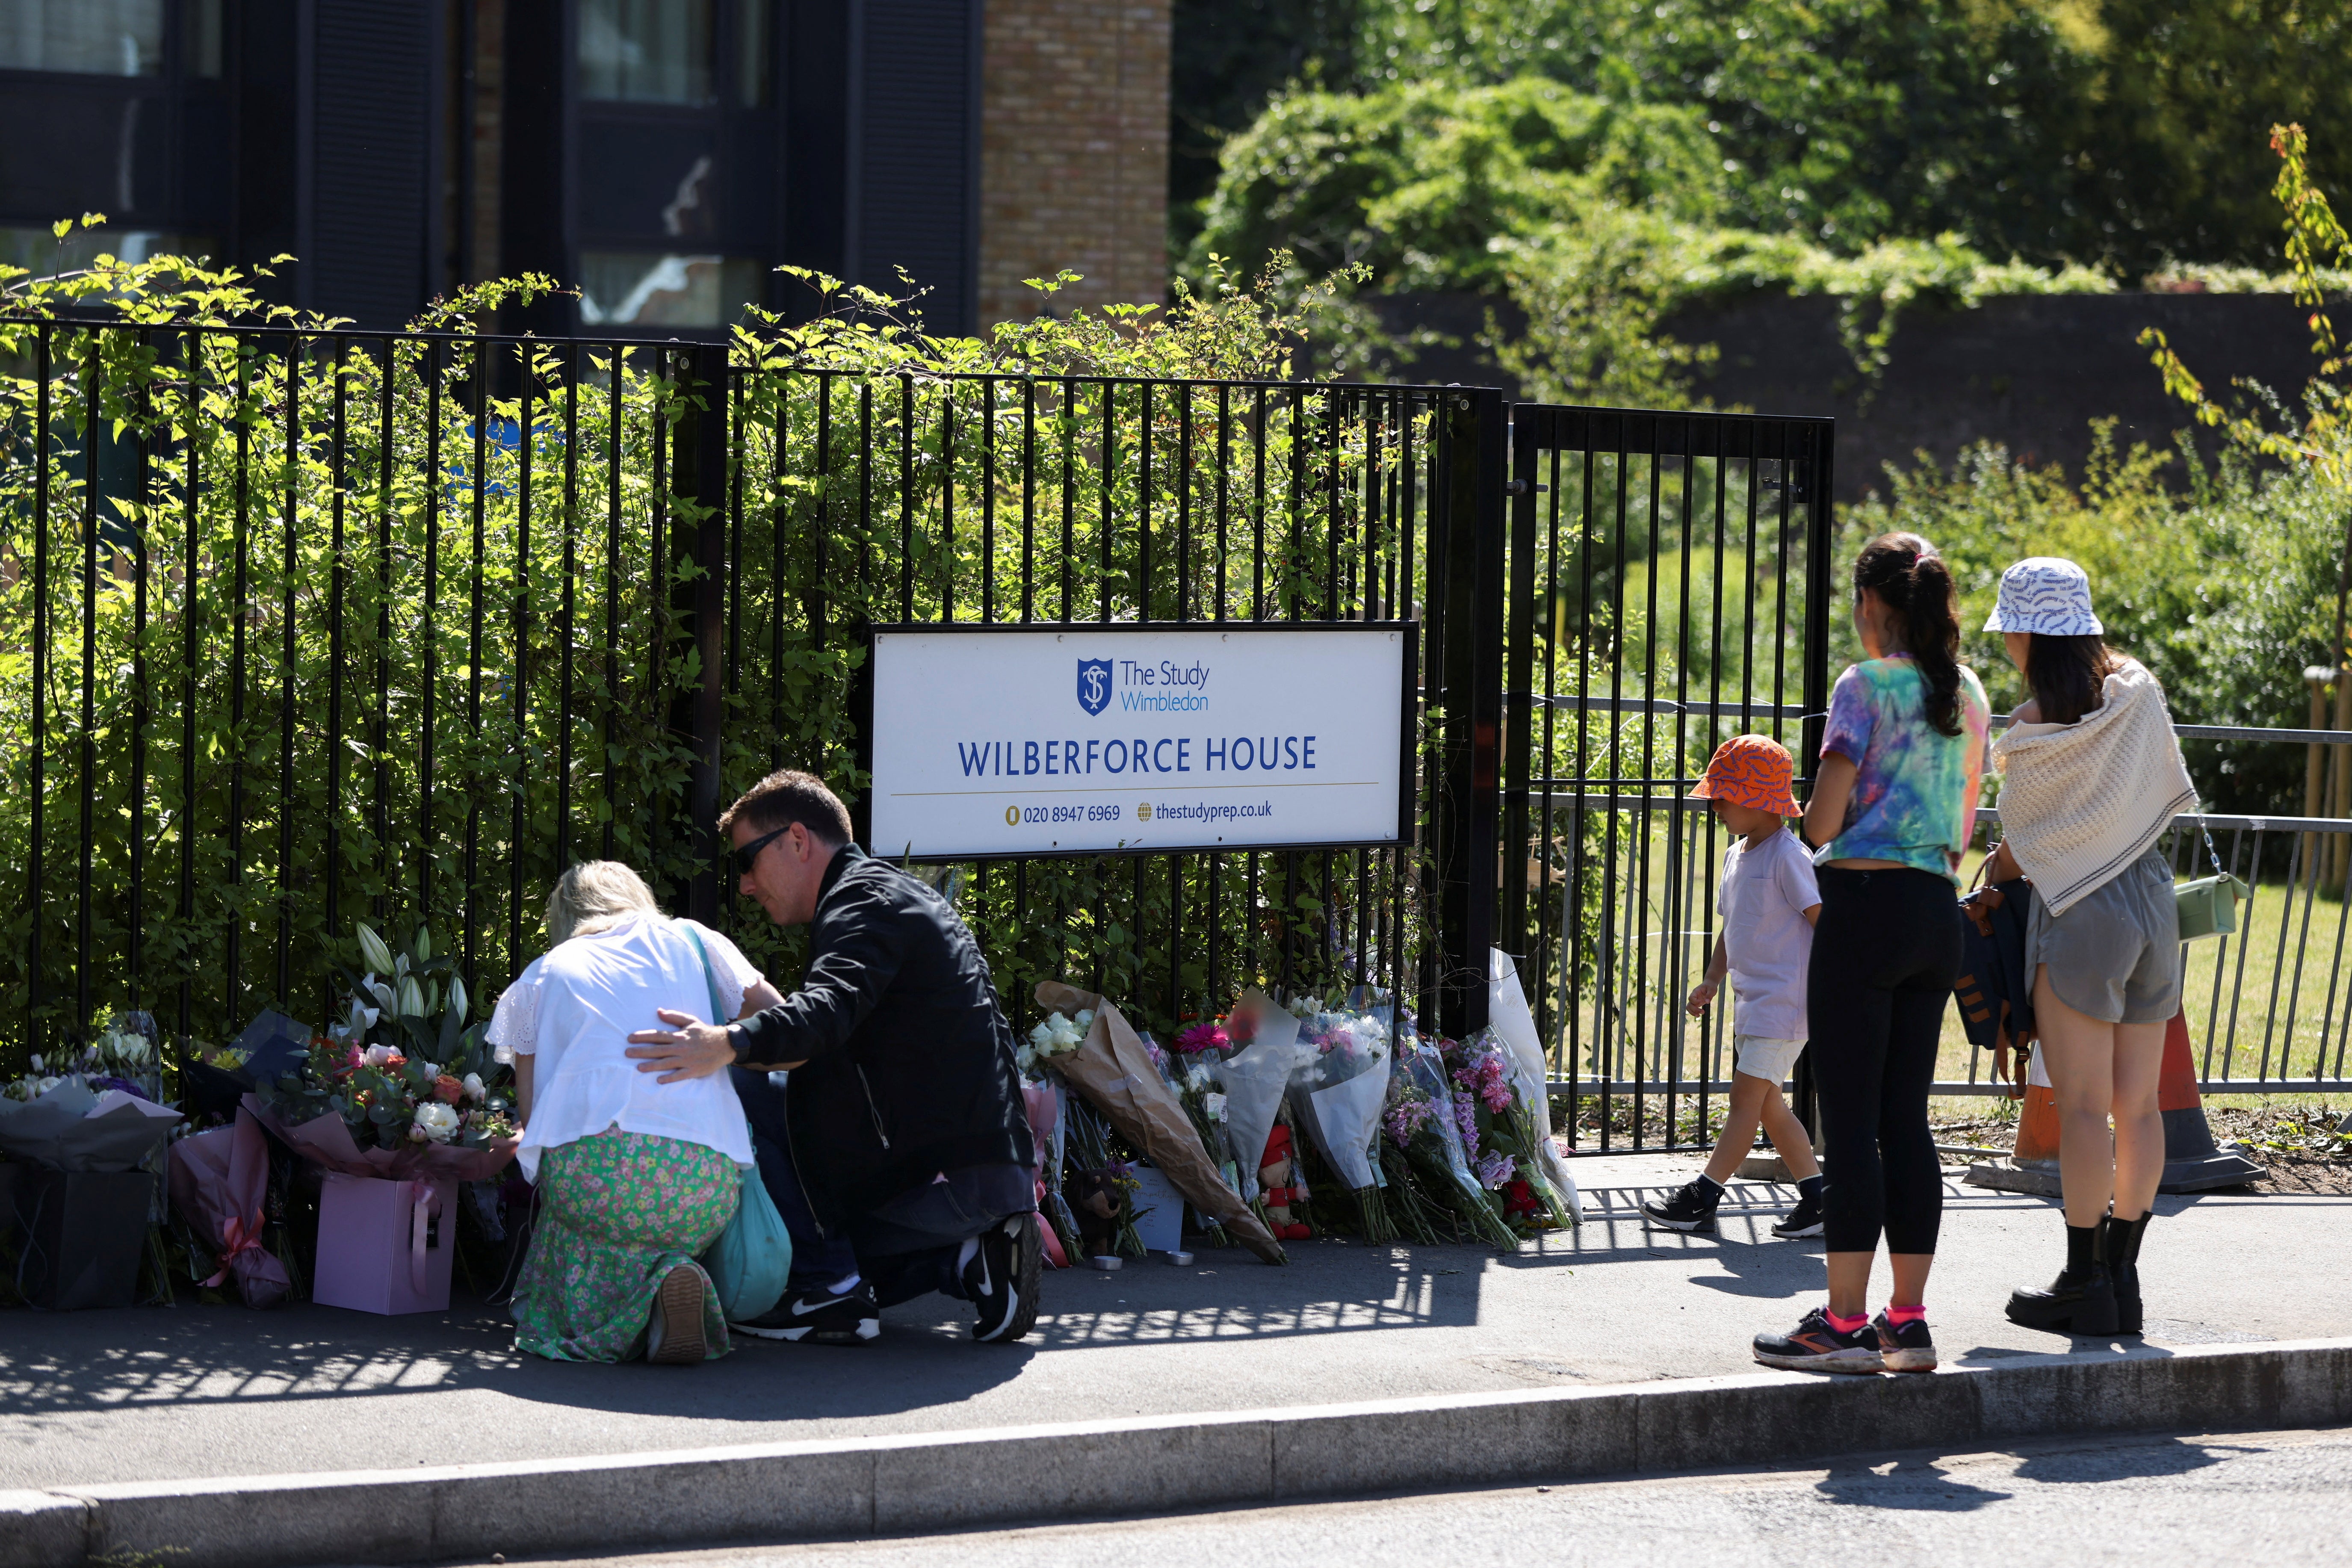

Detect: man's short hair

[720,768,853,847]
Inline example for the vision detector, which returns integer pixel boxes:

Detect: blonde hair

[545,861,661,945]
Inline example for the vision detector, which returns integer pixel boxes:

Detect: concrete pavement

[3,1158,2346,1493]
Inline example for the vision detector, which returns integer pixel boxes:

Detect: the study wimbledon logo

[1076,658,1113,716]
[1072,656,1211,715]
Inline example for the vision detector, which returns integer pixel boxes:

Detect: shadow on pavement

[2009,1435,2256,1484]
[0,1240,1509,1420]
[1814,1453,2015,1510]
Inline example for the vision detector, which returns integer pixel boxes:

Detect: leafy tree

[1170,0,1361,256]
[1179,0,2352,276]
[1188,77,1724,291]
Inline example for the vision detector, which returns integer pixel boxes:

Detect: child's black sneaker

[1874,1309,1936,1373]
[1640,1180,1721,1232]
[1770,1192,1825,1238]
[1752,1307,1883,1373]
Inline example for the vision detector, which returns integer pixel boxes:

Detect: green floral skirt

[513,1128,741,1363]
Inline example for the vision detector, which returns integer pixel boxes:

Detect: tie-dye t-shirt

[1816,656,1990,882]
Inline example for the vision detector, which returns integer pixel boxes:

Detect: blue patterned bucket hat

[1984,557,2102,636]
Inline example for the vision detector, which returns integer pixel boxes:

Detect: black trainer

[966,1211,1043,1343]
[1873,1309,1936,1373]
[1771,1192,1826,1239]
[1640,1179,1722,1233]
[732,1282,881,1345]
[1752,1307,1883,1373]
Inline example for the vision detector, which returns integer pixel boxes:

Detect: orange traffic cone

[2154,1011,2263,1192]
[1965,1039,2062,1195]
[1967,1012,2263,1195]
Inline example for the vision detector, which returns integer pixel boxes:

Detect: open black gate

[1500,406,1837,1152]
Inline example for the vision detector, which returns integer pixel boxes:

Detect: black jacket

[728,844,1032,1231]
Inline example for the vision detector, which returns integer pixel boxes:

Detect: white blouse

[486,915,766,1181]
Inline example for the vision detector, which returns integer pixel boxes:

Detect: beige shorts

[1734,1034,1806,1084]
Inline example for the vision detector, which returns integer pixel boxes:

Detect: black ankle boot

[2103,1213,2150,1336]
[2005,1221,2119,1335]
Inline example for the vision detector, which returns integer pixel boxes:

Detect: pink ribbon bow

[201,1214,268,1288]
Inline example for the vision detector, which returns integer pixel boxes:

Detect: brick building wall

[978,0,1171,328]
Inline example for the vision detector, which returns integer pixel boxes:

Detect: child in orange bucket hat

[1642,735,1826,1238]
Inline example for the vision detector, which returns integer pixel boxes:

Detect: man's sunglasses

[732,824,792,876]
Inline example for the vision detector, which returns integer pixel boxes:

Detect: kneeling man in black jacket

[626,769,1040,1345]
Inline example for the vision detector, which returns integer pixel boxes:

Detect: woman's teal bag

[683,924,792,1322]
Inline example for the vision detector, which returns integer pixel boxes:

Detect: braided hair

[1854,532,1964,738]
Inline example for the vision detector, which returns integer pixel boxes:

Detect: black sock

[1797,1175,1825,1202]
[1692,1174,1725,1201]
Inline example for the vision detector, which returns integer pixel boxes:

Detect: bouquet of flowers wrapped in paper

[1444,1027,1576,1232]
[1031,980,1285,1264]
[1285,998,1396,1243]
[247,921,517,1184]
[1381,1018,1521,1249]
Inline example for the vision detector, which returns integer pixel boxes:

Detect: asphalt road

[431,1425,2352,1568]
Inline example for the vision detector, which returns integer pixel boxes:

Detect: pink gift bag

[312,1172,458,1315]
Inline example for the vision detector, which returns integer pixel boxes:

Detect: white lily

[447,974,468,1023]
[396,976,426,1018]
[356,922,397,975]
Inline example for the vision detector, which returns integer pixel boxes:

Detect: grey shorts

[2024,846,2182,1025]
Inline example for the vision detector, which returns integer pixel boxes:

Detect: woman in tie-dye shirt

[1752,532,1987,1381]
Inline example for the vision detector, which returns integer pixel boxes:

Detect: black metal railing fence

[0,318,1495,1066]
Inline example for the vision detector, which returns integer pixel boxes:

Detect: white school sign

[866,625,1412,859]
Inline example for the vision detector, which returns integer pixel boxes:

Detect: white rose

[363,1044,394,1068]
[413,1103,460,1143]
[462,1073,487,1103]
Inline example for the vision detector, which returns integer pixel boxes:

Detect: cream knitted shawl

[1991,659,2195,915]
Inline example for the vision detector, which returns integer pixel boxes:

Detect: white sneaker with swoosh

[732,1282,880,1344]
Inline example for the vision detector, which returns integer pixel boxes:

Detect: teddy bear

[1256,1123,1312,1240]
[1064,1168,1126,1263]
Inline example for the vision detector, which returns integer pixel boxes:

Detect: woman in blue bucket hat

[1980,557,2196,1339]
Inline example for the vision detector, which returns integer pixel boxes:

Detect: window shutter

[309,0,436,328]
[857,0,979,336]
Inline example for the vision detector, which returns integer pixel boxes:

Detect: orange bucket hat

[1689,734,1802,818]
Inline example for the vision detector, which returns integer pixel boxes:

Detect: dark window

[578,251,761,327]
[0,0,162,75]
[579,0,714,106]
[734,0,768,107]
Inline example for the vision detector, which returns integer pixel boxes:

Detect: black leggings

[1809,865,1959,1255]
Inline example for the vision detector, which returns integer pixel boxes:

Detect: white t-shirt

[486,915,767,1181]
[1719,830,1820,1042]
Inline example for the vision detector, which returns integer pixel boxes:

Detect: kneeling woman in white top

[488,862,782,1364]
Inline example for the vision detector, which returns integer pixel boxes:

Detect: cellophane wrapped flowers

[1444,1028,1575,1233]
[1286,998,1396,1243]
[1381,1016,1521,1249]
[1151,1022,1235,1246]
[6,1010,163,1104]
